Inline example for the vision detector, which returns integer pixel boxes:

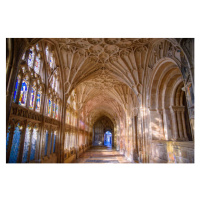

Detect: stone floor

[73,146,132,163]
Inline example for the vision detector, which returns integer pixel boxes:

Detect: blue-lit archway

[104,131,112,147]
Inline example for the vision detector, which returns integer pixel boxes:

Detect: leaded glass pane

[13,75,21,103]
[9,123,22,163]
[55,104,58,119]
[50,132,53,154]
[29,86,36,110]
[6,125,11,151]
[22,125,31,163]
[30,128,38,161]
[35,93,41,112]
[34,54,41,74]
[28,47,35,68]
[53,133,56,153]
[52,103,55,118]
[19,79,29,106]
[45,131,48,156]
[48,99,51,117]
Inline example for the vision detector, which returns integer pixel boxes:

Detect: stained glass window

[6,125,11,151]
[34,53,41,74]
[13,75,21,103]
[28,47,35,68]
[29,85,36,110]
[22,125,31,163]
[48,99,52,117]
[52,103,55,118]
[53,132,56,153]
[19,78,29,106]
[35,92,41,112]
[30,127,38,161]
[9,123,23,163]
[44,131,49,156]
[55,104,58,119]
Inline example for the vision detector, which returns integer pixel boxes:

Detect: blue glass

[9,124,22,163]
[50,132,53,154]
[6,125,11,151]
[53,134,56,153]
[104,131,112,147]
[35,93,41,112]
[30,128,37,161]
[13,78,19,102]
[45,131,49,156]
[19,81,28,106]
[22,126,31,163]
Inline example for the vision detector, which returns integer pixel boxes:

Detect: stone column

[158,109,165,140]
[177,110,184,139]
[170,106,179,140]
[181,109,188,140]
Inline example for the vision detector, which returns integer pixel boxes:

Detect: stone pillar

[177,110,184,139]
[181,109,188,140]
[158,109,165,140]
[170,106,179,140]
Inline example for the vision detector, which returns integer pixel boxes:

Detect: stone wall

[150,140,194,163]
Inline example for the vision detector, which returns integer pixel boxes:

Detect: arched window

[9,123,23,163]
[13,43,43,110]
[19,75,29,106]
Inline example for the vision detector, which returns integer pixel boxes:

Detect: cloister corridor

[6,38,194,164]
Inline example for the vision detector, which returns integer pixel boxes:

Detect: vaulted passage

[6,38,194,163]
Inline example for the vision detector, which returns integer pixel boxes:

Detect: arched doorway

[104,131,112,147]
[93,116,114,146]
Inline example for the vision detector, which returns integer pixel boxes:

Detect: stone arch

[148,57,192,141]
